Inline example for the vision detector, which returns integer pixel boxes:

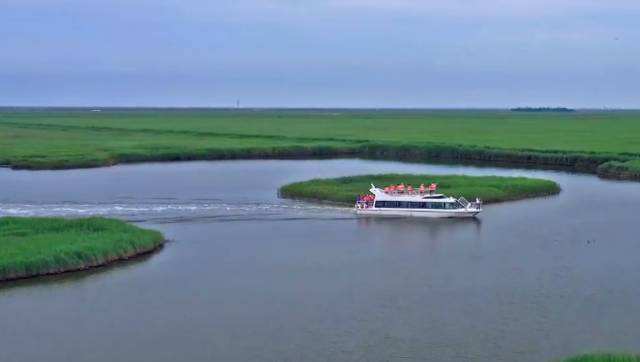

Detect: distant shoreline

[1,109,639,181]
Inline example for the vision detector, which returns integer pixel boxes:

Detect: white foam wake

[0,200,346,219]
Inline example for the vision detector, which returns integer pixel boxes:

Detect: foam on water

[0,199,348,222]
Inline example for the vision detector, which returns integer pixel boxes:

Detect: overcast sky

[1,0,638,108]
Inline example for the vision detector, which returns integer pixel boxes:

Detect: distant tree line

[510,107,575,112]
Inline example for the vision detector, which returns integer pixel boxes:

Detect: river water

[1,159,639,362]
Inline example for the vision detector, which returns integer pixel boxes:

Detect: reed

[279,173,560,205]
[358,142,625,173]
[0,217,165,282]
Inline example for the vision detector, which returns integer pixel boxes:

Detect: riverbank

[0,217,165,282]
[279,173,560,205]
[1,109,640,181]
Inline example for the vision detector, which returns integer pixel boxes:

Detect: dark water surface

[1,159,639,362]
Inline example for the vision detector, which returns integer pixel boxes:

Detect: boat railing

[458,197,482,210]
[381,190,437,196]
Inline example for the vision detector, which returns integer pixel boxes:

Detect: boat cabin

[374,200,464,209]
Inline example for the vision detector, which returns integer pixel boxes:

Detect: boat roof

[369,185,458,202]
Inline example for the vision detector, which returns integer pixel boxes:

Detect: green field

[0,217,165,282]
[1,109,639,177]
[279,174,560,205]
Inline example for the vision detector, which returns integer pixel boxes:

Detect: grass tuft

[0,217,165,282]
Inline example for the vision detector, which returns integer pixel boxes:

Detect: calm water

[1,159,639,362]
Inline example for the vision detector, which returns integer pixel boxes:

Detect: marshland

[2,109,640,180]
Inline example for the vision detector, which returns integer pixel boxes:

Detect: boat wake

[0,200,350,223]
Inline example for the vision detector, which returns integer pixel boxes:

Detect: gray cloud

[1,1,638,107]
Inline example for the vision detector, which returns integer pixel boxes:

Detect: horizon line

[0,106,637,111]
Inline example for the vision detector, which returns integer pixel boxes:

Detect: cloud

[1,0,638,107]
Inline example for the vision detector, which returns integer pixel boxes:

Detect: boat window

[445,202,461,209]
[375,201,400,208]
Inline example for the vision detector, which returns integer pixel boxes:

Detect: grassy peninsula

[562,353,640,362]
[279,174,560,205]
[1,109,640,179]
[0,217,165,282]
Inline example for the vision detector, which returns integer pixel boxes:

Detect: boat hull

[355,208,480,218]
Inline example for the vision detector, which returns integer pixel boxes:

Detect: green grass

[1,109,640,177]
[0,122,357,169]
[3,109,640,153]
[279,173,560,205]
[0,217,165,282]
[561,353,640,362]
[597,159,640,180]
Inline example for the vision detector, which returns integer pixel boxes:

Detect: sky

[1,0,638,108]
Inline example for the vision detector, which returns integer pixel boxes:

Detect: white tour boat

[355,183,482,218]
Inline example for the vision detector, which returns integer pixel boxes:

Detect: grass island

[0,217,165,282]
[279,173,560,205]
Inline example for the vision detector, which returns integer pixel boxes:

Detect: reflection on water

[357,216,483,240]
[357,214,483,228]
[0,250,163,292]
[1,159,639,362]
